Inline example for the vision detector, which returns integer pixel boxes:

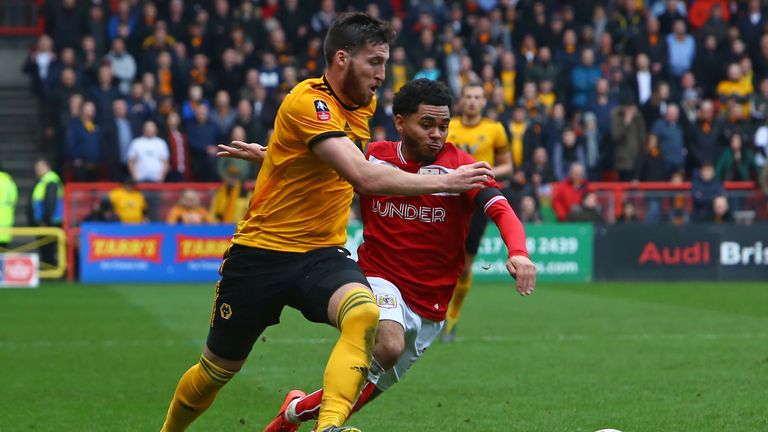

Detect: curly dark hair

[393,79,453,117]
[324,12,395,66]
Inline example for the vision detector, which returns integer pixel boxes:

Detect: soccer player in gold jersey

[442,82,513,342]
[160,13,493,432]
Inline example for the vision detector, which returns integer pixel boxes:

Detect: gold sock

[445,272,473,334]
[161,355,235,432]
[316,287,379,430]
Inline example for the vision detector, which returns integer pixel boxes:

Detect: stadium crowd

[22,0,768,224]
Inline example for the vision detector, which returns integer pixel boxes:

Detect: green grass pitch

[1,281,766,431]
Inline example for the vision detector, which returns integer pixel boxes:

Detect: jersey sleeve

[459,150,503,205]
[283,92,347,148]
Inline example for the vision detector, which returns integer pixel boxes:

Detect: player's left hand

[216,140,267,163]
[506,255,536,296]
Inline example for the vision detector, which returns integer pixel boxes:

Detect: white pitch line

[1,333,766,350]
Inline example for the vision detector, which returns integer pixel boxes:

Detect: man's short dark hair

[324,12,395,66]
[392,79,453,117]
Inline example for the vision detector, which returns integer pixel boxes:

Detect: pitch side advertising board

[80,222,594,283]
[594,225,768,281]
[0,253,39,288]
[79,223,234,283]
[346,222,594,282]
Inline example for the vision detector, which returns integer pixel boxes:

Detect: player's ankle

[285,397,301,424]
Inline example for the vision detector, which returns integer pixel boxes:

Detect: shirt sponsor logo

[372,200,446,223]
[314,100,331,121]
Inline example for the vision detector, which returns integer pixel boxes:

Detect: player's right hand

[216,140,267,163]
[444,161,494,192]
[507,255,536,296]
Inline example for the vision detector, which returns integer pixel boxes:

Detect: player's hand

[443,161,494,192]
[216,140,267,163]
[506,255,536,296]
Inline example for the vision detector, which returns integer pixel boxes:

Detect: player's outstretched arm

[216,141,267,163]
[481,192,536,295]
[313,136,494,196]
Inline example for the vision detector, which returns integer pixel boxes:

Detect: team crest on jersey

[314,100,331,121]
[376,294,398,309]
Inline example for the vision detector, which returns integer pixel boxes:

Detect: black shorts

[465,209,489,255]
[206,244,370,361]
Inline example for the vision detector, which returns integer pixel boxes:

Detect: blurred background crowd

[19,0,768,225]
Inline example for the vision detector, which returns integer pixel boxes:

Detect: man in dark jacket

[691,162,723,222]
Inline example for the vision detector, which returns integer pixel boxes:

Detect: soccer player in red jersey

[217,79,536,432]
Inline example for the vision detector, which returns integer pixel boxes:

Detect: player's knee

[339,289,379,332]
[374,338,404,370]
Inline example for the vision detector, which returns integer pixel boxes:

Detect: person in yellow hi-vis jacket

[0,162,18,249]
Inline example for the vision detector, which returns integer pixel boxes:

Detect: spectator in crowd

[524,147,556,186]
[127,120,169,183]
[180,85,210,123]
[612,92,646,180]
[66,100,101,182]
[186,104,219,182]
[216,126,252,183]
[688,99,722,172]
[711,195,734,224]
[631,53,658,105]
[88,65,121,127]
[29,159,63,265]
[667,171,690,224]
[642,81,671,128]
[760,162,768,195]
[553,162,591,222]
[210,163,251,224]
[553,128,587,181]
[666,19,695,80]
[164,111,191,182]
[634,133,668,222]
[651,103,685,176]
[209,90,236,137]
[752,77,768,121]
[691,162,723,222]
[0,162,18,249]
[506,105,541,169]
[517,195,542,224]
[582,112,602,180]
[567,191,605,223]
[716,134,758,181]
[634,134,668,182]
[717,63,754,114]
[105,37,136,95]
[694,34,724,100]
[571,48,603,110]
[84,195,118,222]
[166,189,213,224]
[617,201,640,223]
[109,178,148,224]
[23,34,56,101]
[101,99,137,182]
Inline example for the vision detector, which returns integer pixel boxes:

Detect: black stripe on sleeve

[307,131,347,149]
[473,187,504,209]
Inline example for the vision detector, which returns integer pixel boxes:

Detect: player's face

[398,104,451,164]
[460,87,486,117]
[341,42,389,106]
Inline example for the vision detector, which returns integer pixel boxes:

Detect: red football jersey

[357,140,501,321]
